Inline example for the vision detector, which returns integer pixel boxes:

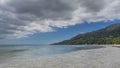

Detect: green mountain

[54,23,120,45]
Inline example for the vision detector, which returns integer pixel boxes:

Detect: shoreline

[112,45,120,48]
[0,46,120,68]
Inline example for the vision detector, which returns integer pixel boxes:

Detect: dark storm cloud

[7,0,76,20]
[0,0,120,39]
[79,0,105,12]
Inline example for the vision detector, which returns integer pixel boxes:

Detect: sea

[0,45,104,63]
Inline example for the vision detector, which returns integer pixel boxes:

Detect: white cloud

[0,0,120,38]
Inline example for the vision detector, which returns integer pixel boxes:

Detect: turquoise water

[0,45,104,62]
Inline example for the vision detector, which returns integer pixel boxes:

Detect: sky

[0,0,120,44]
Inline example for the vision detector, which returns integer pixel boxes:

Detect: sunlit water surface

[0,45,104,63]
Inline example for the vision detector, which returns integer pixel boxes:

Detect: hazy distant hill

[54,23,120,45]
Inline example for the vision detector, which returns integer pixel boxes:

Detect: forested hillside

[54,23,120,45]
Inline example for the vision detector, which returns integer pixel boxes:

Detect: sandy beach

[0,46,120,68]
[112,45,120,48]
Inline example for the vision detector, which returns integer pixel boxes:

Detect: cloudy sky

[0,0,120,44]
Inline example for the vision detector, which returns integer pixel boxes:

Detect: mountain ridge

[53,23,120,45]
